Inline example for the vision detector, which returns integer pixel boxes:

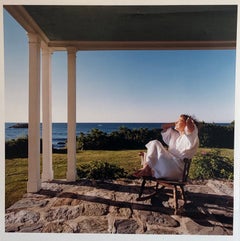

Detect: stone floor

[5,178,233,235]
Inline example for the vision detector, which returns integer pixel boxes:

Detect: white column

[27,33,41,192]
[41,44,54,182]
[67,47,77,181]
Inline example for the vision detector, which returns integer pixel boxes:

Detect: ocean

[5,122,230,149]
[5,122,163,149]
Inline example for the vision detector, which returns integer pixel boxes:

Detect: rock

[81,202,109,216]
[206,179,233,196]
[41,182,64,193]
[64,221,81,233]
[196,225,229,235]
[52,197,82,206]
[9,123,28,128]
[107,212,117,233]
[5,210,40,225]
[5,224,21,232]
[42,220,70,233]
[115,219,139,234]
[145,228,179,234]
[19,224,43,233]
[77,217,109,233]
[7,198,49,211]
[45,206,83,221]
[184,218,209,234]
[145,212,180,227]
[117,207,132,218]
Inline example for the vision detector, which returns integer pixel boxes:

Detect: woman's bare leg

[133,164,152,177]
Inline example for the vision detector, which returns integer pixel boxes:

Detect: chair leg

[179,185,186,204]
[138,178,146,198]
[173,185,178,215]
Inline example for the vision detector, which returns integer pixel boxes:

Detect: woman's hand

[186,117,195,133]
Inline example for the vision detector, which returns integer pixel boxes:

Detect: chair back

[181,158,192,182]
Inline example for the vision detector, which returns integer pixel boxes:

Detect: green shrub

[76,160,127,180]
[5,137,28,158]
[77,127,164,150]
[190,149,233,180]
[5,137,44,159]
[198,122,234,148]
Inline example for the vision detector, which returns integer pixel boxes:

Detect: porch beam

[48,40,236,51]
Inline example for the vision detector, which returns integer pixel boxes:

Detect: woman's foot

[133,165,152,177]
[132,169,143,177]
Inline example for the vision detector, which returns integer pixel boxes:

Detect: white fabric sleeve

[161,128,173,145]
[184,123,198,136]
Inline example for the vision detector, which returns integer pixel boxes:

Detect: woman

[133,114,199,180]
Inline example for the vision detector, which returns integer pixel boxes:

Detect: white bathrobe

[142,125,199,180]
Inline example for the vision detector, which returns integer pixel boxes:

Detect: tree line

[76,122,234,150]
[5,122,234,158]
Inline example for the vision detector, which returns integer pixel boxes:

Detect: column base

[67,170,76,182]
[41,169,54,182]
[27,179,42,193]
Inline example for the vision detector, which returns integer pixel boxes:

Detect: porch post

[67,47,77,181]
[27,33,41,192]
[41,43,54,182]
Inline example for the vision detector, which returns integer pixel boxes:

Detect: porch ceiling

[4,5,237,50]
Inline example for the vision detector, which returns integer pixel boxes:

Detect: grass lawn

[5,148,233,209]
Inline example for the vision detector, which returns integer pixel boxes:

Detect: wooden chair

[137,158,192,215]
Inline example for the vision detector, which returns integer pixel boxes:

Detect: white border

[1,1,239,241]
[0,0,5,238]
[2,0,240,5]
[233,3,240,240]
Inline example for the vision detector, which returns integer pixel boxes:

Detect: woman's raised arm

[186,117,195,133]
[161,122,175,130]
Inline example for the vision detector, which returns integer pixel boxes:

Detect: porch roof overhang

[4,5,237,51]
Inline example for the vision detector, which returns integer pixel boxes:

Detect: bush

[76,160,127,180]
[190,149,233,180]
[77,127,164,150]
[5,137,28,158]
[198,122,234,148]
[5,137,43,159]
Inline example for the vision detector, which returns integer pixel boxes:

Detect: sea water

[5,122,163,149]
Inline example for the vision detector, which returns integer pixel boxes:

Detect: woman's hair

[180,114,199,127]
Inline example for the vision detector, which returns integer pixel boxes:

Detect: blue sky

[4,9,236,123]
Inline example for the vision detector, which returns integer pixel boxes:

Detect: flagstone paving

[5,179,233,235]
